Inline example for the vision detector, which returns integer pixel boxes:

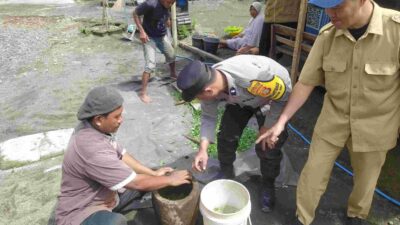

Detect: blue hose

[288,123,400,207]
[176,55,194,61]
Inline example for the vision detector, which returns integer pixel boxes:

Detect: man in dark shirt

[133,0,177,103]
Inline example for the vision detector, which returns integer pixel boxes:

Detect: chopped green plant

[213,205,239,214]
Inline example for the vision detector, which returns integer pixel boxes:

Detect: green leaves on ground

[172,90,257,158]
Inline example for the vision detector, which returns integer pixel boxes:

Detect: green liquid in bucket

[213,205,239,214]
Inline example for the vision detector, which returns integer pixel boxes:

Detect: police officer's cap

[177,60,215,102]
[309,0,343,8]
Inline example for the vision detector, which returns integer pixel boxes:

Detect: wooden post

[171,2,178,48]
[290,0,308,84]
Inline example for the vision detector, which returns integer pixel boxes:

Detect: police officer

[177,55,292,212]
[257,0,400,224]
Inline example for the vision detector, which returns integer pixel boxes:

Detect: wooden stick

[183,134,200,145]
[175,100,186,106]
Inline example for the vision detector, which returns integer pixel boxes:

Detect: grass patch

[14,124,36,136]
[0,155,28,171]
[190,107,257,158]
[171,90,257,158]
[3,105,24,121]
[0,156,63,225]
[0,151,64,170]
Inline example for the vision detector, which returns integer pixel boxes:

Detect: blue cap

[177,60,215,102]
[309,0,343,8]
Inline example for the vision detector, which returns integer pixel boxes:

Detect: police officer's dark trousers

[217,104,288,188]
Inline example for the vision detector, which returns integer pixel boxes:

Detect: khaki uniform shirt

[264,0,301,23]
[200,55,292,143]
[299,3,400,152]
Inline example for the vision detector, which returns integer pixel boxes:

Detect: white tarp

[0,128,73,162]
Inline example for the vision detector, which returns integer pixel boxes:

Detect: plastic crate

[305,4,331,35]
[177,0,189,13]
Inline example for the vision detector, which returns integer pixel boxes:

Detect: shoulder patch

[246,76,286,100]
[392,15,400,24]
[318,23,334,34]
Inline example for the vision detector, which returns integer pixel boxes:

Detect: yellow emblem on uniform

[247,75,286,100]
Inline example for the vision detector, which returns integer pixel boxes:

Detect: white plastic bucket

[200,179,252,225]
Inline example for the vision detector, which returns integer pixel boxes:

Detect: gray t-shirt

[55,124,136,225]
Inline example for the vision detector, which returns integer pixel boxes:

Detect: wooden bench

[269,24,317,83]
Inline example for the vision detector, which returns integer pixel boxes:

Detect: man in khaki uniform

[256,0,400,224]
[258,0,301,56]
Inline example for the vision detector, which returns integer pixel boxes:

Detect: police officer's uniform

[199,55,292,204]
[296,2,400,224]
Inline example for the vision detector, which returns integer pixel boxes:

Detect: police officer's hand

[193,149,209,172]
[154,167,174,176]
[168,170,192,186]
[256,123,285,150]
[139,31,149,43]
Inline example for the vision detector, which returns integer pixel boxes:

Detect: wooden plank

[303,32,317,42]
[274,24,297,37]
[276,46,294,57]
[301,43,313,53]
[276,36,295,48]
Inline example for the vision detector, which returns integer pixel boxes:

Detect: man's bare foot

[139,94,152,103]
[170,74,177,80]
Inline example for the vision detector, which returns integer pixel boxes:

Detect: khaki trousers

[296,133,388,225]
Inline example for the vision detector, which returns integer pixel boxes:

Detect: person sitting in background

[219,1,264,55]
[55,86,191,225]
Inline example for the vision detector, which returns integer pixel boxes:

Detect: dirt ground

[0,0,399,225]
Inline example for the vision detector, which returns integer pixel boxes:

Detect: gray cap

[77,86,124,120]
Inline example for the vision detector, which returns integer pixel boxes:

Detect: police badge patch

[247,75,286,100]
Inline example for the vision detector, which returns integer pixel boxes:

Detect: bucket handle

[247,216,252,225]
